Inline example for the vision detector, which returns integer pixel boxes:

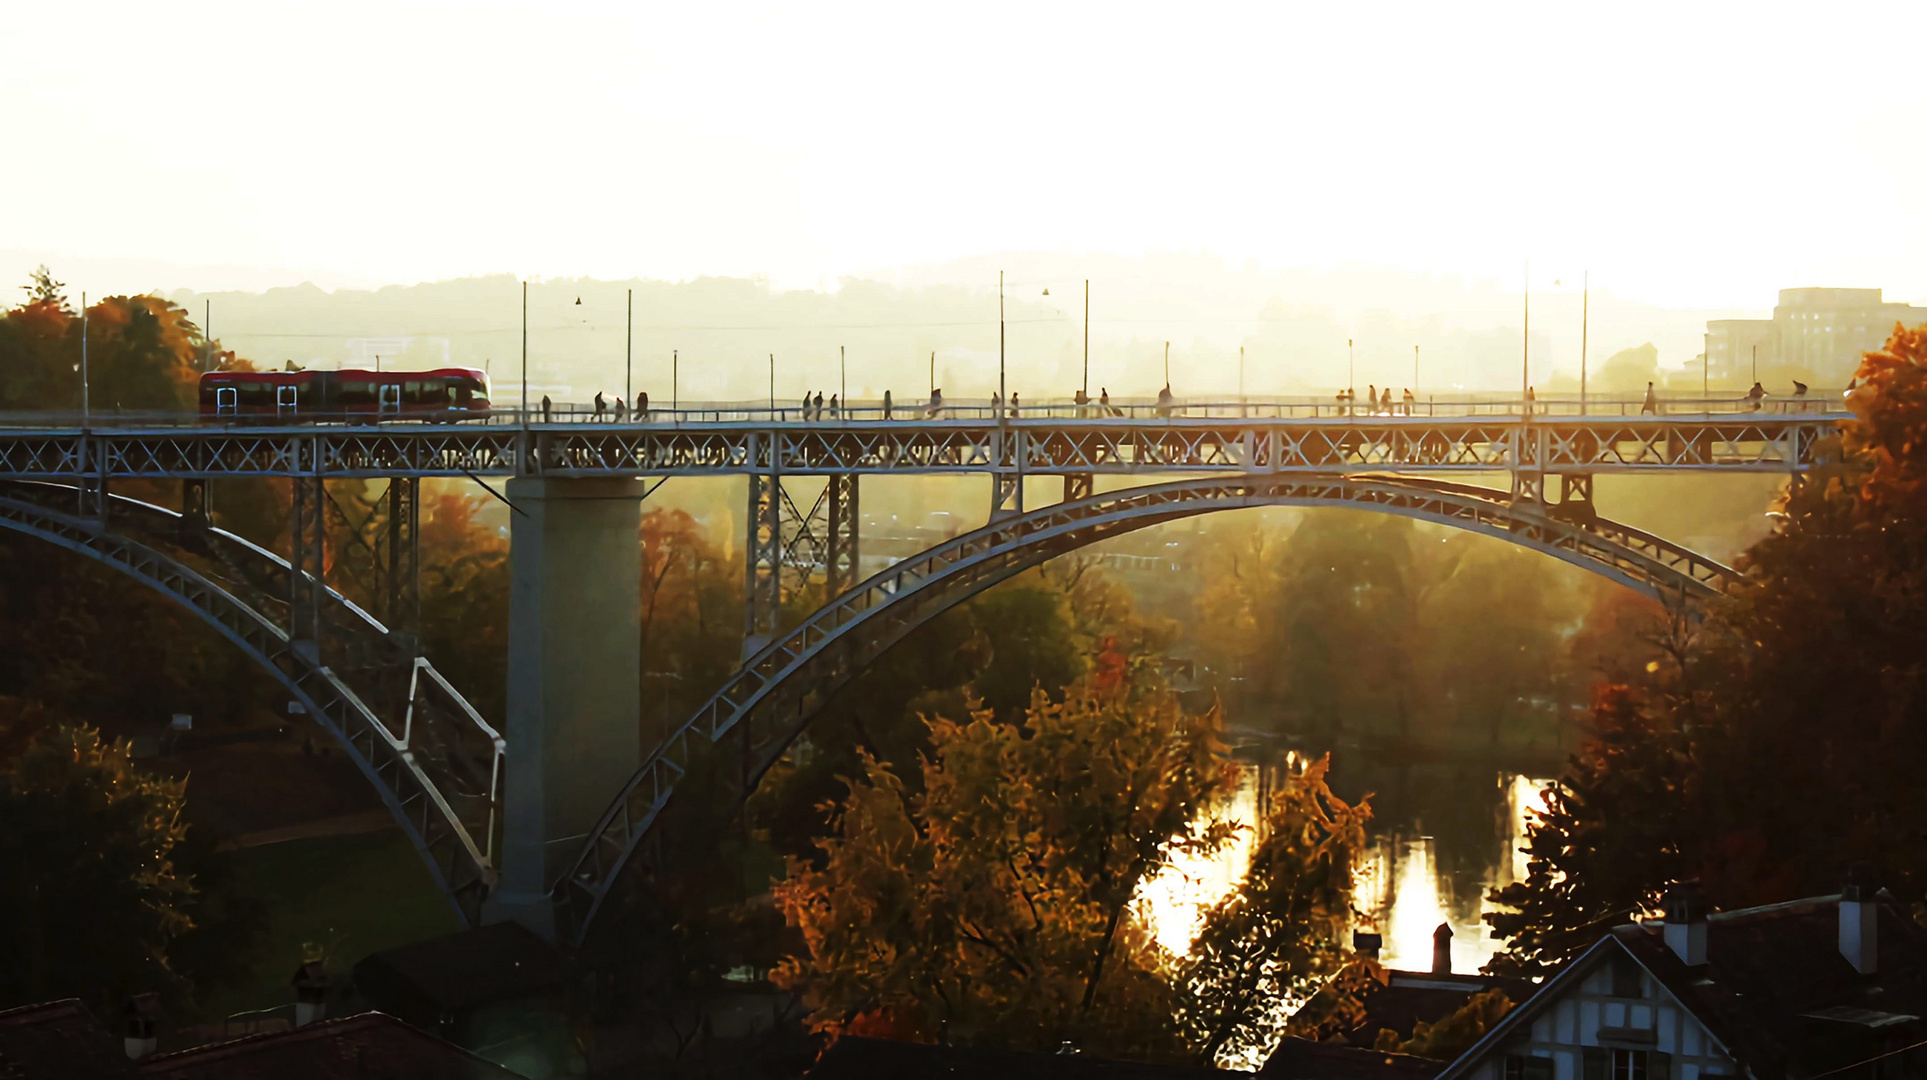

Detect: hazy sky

[6,0,1924,307]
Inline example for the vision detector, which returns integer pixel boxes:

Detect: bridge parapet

[0,410,1845,480]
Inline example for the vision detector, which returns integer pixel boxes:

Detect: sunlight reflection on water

[1136,765,1552,974]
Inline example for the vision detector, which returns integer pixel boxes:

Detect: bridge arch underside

[560,473,1736,946]
[0,481,500,925]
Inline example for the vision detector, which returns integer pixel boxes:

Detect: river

[1136,750,1553,974]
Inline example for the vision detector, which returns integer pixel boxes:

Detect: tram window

[340,381,374,406]
[419,379,447,404]
[403,381,422,401]
[240,384,273,407]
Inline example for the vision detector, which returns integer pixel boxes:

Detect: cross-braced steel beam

[288,465,327,659]
[0,412,1845,479]
[825,474,859,598]
[384,477,420,647]
[744,471,782,657]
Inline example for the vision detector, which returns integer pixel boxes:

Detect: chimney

[292,960,329,1027]
[1664,881,1709,967]
[1840,863,1878,975]
[1352,931,1384,961]
[122,994,161,1060]
[1432,923,1453,975]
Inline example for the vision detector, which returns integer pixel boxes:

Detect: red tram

[198,368,492,421]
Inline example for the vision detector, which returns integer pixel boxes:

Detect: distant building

[1706,289,1927,385]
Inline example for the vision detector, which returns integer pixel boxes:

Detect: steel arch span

[555,473,1737,945]
[0,482,503,925]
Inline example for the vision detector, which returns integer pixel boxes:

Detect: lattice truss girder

[0,416,1839,478]
[550,472,1739,946]
[745,473,863,648]
[0,480,504,927]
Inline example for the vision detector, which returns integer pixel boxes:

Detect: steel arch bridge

[0,481,504,925]
[0,396,1840,939]
[551,473,1738,946]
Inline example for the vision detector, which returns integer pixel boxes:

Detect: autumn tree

[1174,755,1369,1065]
[773,687,1237,1061]
[1374,988,1513,1060]
[0,726,196,1013]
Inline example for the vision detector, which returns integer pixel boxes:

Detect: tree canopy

[773,679,1368,1065]
[1487,322,1927,976]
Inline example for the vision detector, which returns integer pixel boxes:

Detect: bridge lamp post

[80,292,88,427]
[998,271,1006,422]
[1082,280,1090,401]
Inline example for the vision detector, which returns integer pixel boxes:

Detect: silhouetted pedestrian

[594,391,607,419]
[828,393,839,419]
[1010,391,1021,418]
[883,389,893,419]
[541,394,552,422]
[813,391,824,420]
[1642,381,1658,415]
[612,397,627,423]
[638,391,649,420]
[1402,388,1415,415]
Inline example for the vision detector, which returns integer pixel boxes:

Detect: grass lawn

[195,828,460,1023]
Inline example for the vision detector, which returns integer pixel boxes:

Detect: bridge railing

[0,391,1850,430]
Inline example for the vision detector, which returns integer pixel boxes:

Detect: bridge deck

[0,400,1848,479]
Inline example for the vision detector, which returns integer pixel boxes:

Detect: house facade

[1438,873,1927,1080]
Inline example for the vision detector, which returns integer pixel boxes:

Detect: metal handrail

[0,392,1852,431]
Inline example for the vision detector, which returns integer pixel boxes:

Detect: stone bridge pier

[487,477,646,937]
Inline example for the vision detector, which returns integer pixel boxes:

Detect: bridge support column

[991,472,1024,521]
[383,477,420,650]
[825,475,860,597]
[490,477,645,938]
[289,472,326,660]
[745,471,782,657]
[1512,471,1596,522]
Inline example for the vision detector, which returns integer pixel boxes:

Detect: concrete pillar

[488,477,644,938]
